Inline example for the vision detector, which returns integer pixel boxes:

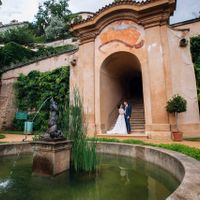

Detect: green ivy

[13,67,70,132]
[191,35,200,107]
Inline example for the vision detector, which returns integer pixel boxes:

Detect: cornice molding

[71,0,176,44]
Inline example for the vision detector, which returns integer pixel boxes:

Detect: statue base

[32,140,72,176]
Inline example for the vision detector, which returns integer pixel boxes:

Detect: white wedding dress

[107,108,128,134]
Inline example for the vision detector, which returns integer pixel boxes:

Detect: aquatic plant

[69,88,97,173]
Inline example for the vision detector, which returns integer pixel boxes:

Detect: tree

[34,0,71,35]
[45,15,65,40]
[166,94,187,131]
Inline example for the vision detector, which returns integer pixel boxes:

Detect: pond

[0,153,179,200]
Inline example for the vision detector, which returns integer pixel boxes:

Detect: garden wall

[0,50,77,129]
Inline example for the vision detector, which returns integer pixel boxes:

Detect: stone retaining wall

[0,50,77,129]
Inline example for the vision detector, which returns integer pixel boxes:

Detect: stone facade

[0,0,200,139]
[70,0,200,138]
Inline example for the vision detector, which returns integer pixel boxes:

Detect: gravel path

[0,134,33,142]
[0,134,199,149]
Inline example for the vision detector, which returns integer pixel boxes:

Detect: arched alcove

[100,51,144,132]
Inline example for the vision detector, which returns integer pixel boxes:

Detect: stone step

[131,126,145,129]
[131,123,145,126]
[131,116,145,119]
[132,110,144,112]
[131,131,145,134]
[130,121,145,124]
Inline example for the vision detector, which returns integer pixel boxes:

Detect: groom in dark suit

[124,101,132,134]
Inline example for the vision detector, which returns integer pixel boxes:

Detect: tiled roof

[72,0,156,26]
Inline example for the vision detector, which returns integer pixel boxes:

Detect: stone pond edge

[0,142,200,200]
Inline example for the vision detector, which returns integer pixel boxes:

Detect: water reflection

[0,154,180,200]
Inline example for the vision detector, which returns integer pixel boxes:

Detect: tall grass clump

[69,88,97,173]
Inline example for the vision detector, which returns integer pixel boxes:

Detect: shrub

[1,26,36,46]
[166,95,187,113]
[0,42,36,67]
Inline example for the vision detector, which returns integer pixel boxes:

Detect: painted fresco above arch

[98,20,145,53]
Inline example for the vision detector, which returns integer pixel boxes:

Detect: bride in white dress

[107,104,128,134]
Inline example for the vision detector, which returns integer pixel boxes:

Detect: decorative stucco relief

[99,20,144,52]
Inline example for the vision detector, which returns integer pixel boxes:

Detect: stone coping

[31,140,72,145]
[96,142,200,200]
[0,142,200,199]
[0,142,32,156]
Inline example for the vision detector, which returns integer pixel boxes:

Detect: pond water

[0,154,179,200]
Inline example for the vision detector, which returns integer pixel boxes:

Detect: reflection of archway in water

[100,51,144,132]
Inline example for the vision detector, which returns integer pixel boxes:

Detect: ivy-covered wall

[13,67,69,132]
[190,35,200,107]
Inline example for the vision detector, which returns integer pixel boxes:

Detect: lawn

[0,130,38,135]
[0,130,24,135]
[184,137,200,142]
[0,134,5,139]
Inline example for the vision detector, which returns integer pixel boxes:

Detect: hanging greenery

[191,35,200,107]
[13,66,70,132]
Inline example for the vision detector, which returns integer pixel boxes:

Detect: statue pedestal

[32,140,72,176]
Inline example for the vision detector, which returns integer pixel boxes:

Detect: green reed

[69,88,97,173]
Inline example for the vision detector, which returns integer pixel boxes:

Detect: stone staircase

[129,99,145,134]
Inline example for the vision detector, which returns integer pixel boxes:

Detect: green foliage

[191,36,200,106]
[13,67,70,131]
[0,44,75,72]
[0,134,5,139]
[69,89,97,173]
[0,42,36,67]
[0,26,36,46]
[166,94,187,113]
[35,45,74,57]
[45,15,66,40]
[35,0,70,36]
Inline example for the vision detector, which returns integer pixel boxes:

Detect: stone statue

[42,98,64,140]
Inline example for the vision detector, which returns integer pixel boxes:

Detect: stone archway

[100,51,145,133]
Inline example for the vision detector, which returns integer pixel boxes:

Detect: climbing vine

[13,66,70,132]
[190,35,200,107]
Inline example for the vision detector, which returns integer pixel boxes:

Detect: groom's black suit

[125,103,132,133]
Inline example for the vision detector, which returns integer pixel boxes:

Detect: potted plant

[166,94,187,141]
